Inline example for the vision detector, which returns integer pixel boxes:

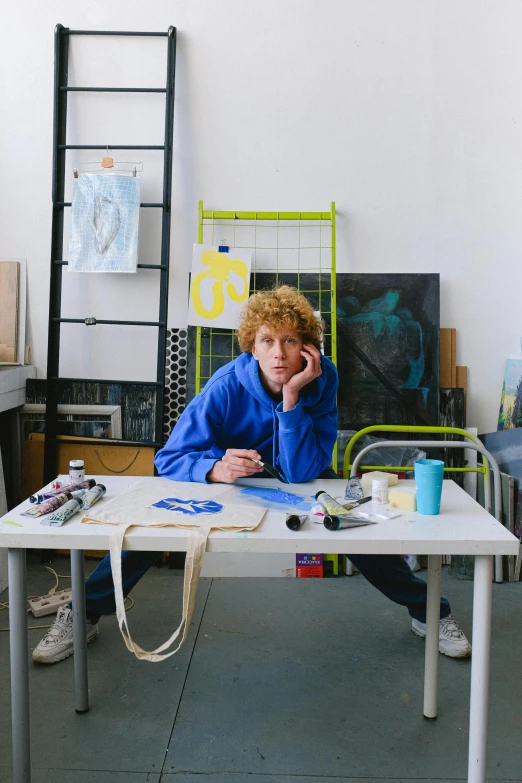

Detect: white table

[0,365,35,593]
[1,476,519,783]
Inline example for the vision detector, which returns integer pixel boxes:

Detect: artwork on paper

[336,274,440,431]
[498,351,522,430]
[479,427,522,537]
[187,244,252,328]
[69,174,141,273]
[151,497,224,515]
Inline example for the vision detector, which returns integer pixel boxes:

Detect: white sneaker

[32,605,99,664]
[411,614,472,658]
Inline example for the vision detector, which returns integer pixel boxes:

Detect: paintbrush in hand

[250,458,287,482]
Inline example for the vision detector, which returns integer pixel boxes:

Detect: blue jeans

[83,469,451,624]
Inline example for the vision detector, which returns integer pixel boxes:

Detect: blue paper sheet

[238,486,315,512]
[69,174,141,273]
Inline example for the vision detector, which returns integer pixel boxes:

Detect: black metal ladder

[44,25,176,483]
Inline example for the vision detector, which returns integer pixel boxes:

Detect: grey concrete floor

[1,553,521,783]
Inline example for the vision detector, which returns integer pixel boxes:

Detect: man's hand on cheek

[282,343,322,410]
[207,448,265,483]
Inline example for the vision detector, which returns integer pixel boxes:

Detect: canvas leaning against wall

[498,349,522,430]
[336,273,440,431]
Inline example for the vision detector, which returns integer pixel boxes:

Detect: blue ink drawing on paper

[151,497,224,515]
[69,174,141,273]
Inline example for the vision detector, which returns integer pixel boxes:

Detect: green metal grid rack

[195,201,338,393]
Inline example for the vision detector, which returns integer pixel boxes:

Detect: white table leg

[8,548,31,782]
[468,554,493,783]
[71,549,89,714]
[423,554,441,719]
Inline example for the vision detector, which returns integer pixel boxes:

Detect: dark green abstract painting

[336,273,440,430]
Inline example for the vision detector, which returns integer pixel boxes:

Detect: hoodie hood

[234,351,332,409]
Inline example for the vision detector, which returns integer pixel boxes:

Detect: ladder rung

[56,202,165,208]
[54,318,164,327]
[59,145,165,150]
[67,30,169,37]
[61,86,166,93]
[53,260,167,270]
[138,264,168,270]
[48,377,163,387]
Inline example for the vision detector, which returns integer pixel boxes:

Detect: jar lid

[69,459,84,467]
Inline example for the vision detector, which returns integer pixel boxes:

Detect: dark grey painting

[439,387,465,486]
[26,379,155,443]
[336,273,440,431]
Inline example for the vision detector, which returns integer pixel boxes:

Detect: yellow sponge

[360,471,399,494]
[389,486,417,511]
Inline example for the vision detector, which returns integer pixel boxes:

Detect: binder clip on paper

[218,239,230,253]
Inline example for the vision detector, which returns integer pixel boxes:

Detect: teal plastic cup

[414,459,444,515]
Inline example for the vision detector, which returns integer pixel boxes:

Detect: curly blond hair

[236,285,324,353]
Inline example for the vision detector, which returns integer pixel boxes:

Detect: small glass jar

[371,478,389,504]
[69,459,85,483]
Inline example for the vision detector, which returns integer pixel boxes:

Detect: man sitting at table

[33,285,471,664]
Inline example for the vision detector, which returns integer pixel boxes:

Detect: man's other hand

[207,449,265,483]
[282,342,322,410]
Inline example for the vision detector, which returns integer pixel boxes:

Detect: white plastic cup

[372,478,388,504]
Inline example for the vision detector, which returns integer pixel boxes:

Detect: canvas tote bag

[82,478,266,662]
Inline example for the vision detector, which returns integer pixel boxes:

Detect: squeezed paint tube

[286,513,308,531]
[42,497,83,526]
[315,490,355,517]
[310,502,325,523]
[30,478,96,503]
[22,492,73,518]
[323,514,359,530]
[315,490,376,531]
[81,483,106,509]
[345,477,364,500]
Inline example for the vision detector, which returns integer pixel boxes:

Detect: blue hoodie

[155,352,338,484]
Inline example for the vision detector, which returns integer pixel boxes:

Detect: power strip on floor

[27,589,72,617]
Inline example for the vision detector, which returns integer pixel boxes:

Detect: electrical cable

[0,564,135,631]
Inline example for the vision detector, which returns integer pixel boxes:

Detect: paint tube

[286,513,308,531]
[323,514,356,530]
[22,492,73,518]
[323,513,378,530]
[310,503,325,523]
[81,483,106,510]
[315,490,376,531]
[42,498,83,526]
[345,477,364,500]
[30,478,96,503]
[315,491,354,517]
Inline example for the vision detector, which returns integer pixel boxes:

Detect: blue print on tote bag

[69,174,141,273]
[151,497,224,515]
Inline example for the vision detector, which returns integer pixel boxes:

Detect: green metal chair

[342,425,504,582]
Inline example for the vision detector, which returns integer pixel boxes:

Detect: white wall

[1,0,522,434]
